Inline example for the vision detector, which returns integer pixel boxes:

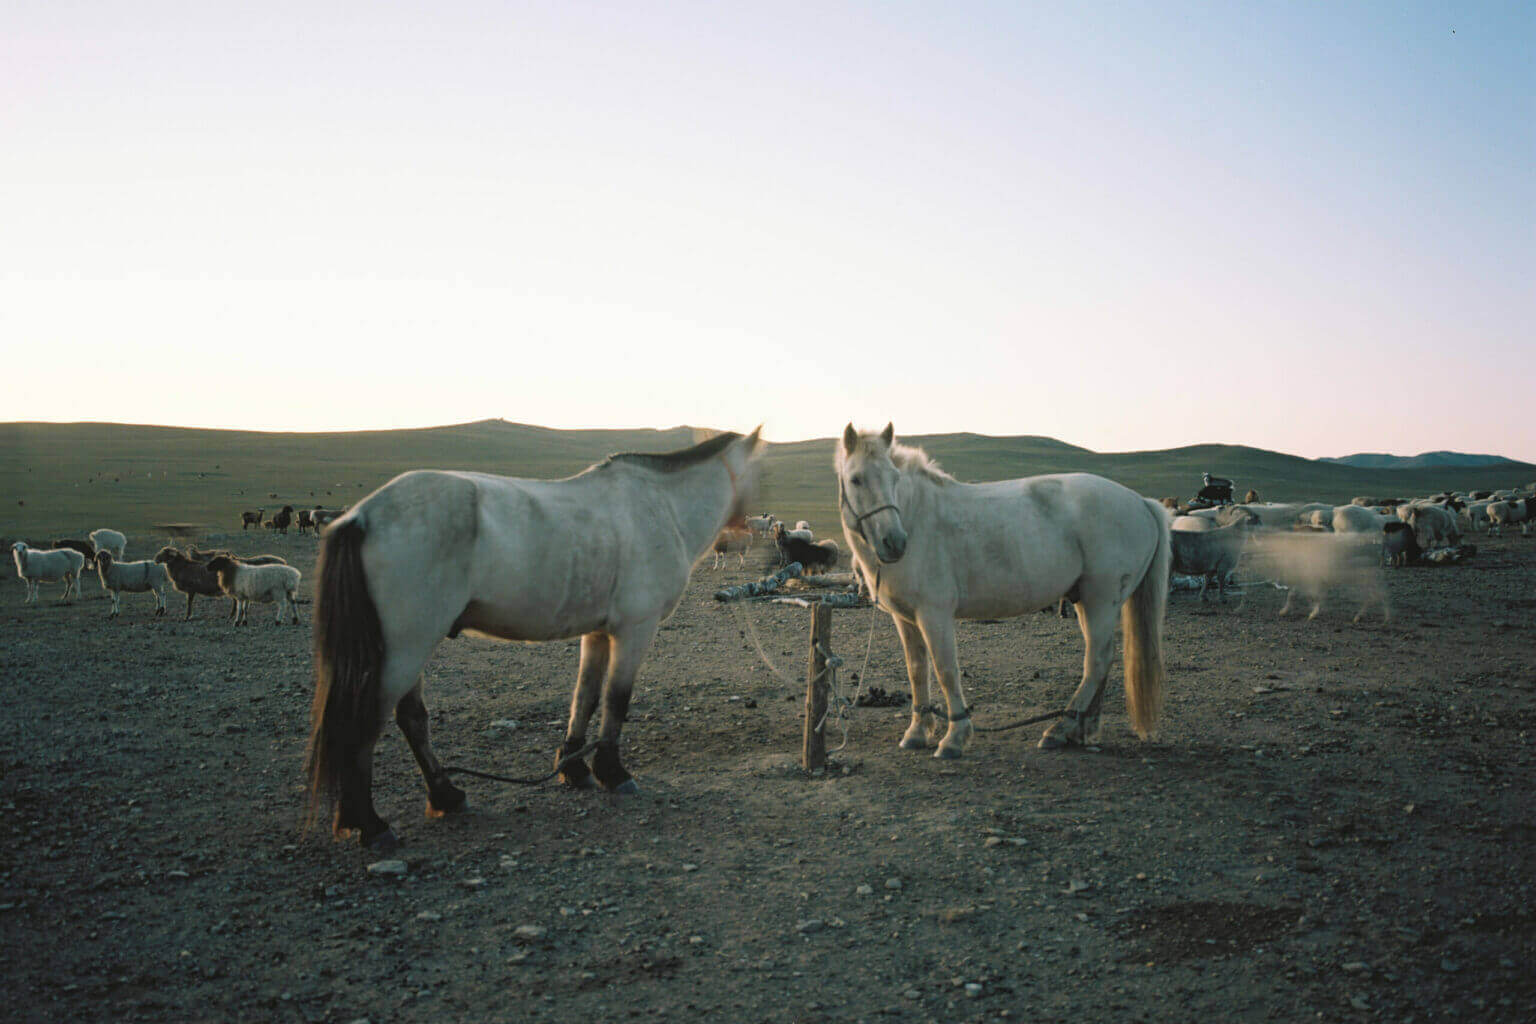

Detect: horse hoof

[898,736,930,751]
[364,827,402,852]
[426,790,467,818]
[604,778,640,795]
[560,773,596,790]
[1038,732,1072,751]
[933,745,964,760]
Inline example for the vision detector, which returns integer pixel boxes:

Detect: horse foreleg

[590,620,659,794]
[893,616,937,751]
[395,686,466,819]
[917,614,973,760]
[1041,600,1117,749]
[557,632,610,789]
[184,592,195,619]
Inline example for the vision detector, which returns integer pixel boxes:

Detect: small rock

[366,859,407,878]
[855,884,874,896]
[1065,878,1091,895]
[903,989,921,1000]
[1350,995,1369,1011]
[797,918,825,934]
[885,877,903,891]
[964,983,984,999]
[1341,961,1368,973]
[681,863,699,873]
[1441,959,1460,973]
[486,719,520,732]
[513,925,547,941]
[461,877,486,888]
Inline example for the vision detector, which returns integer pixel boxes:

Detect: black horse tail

[304,518,384,835]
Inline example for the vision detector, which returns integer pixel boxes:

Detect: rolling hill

[3,420,1534,542]
[1319,451,1516,470]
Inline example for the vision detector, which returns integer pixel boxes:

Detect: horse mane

[599,431,742,473]
[888,441,955,484]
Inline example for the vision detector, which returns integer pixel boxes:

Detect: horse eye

[850,474,863,486]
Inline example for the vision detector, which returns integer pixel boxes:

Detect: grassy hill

[4,420,1534,543]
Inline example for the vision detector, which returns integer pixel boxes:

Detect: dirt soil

[2,529,1533,1023]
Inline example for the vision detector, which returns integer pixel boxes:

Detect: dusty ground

[1,527,1533,1023]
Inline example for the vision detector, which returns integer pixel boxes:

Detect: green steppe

[3,419,1533,541]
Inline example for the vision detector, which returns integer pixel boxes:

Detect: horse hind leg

[1041,597,1118,750]
[556,632,611,790]
[395,686,467,819]
[590,620,660,794]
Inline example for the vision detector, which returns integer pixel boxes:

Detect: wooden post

[802,603,832,771]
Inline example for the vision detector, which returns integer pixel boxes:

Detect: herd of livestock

[9,519,307,623]
[9,483,1536,623]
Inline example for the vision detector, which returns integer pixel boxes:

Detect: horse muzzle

[875,531,907,564]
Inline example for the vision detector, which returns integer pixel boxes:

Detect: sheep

[1303,508,1334,531]
[203,555,301,625]
[1461,501,1493,532]
[88,528,127,561]
[1333,504,1389,535]
[794,520,812,532]
[1252,532,1388,624]
[1172,515,1219,532]
[1242,489,1260,504]
[49,537,96,563]
[1382,522,1421,567]
[1169,517,1255,601]
[153,547,236,620]
[93,551,172,618]
[1158,497,1181,511]
[710,526,753,569]
[187,546,289,567]
[310,508,345,532]
[1486,499,1532,537]
[1408,503,1461,549]
[270,505,295,535]
[11,542,86,602]
[241,508,264,530]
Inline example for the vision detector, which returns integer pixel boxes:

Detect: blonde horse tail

[1122,499,1171,738]
[304,518,384,834]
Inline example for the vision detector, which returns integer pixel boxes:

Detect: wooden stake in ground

[802,603,832,770]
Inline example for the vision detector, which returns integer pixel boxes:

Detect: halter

[838,479,900,548]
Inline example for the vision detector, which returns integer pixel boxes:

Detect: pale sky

[4,2,1532,460]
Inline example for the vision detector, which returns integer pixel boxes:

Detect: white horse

[835,424,1171,756]
[307,428,763,849]
[12,542,87,603]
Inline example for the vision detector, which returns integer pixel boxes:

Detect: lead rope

[441,740,600,787]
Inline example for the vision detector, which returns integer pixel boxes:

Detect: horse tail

[1122,498,1171,738]
[304,518,384,834]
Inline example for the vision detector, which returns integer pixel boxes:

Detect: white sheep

[88,528,127,561]
[93,551,172,618]
[11,542,86,602]
[204,555,301,625]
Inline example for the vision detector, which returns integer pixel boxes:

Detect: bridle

[838,476,900,549]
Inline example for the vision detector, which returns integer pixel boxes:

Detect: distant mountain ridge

[1319,451,1515,470]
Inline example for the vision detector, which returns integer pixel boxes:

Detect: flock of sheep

[711,514,840,572]
[10,523,303,624]
[1163,485,1536,621]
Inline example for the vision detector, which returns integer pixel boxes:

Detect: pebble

[797,918,825,934]
[416,911,442,922]
[964,983,983,999]
[855,884,874,896]
[885,878,902,891]
[1341,961,1368,973]
[903,989,921,1000]
[1350,995,1369,1011]
[513,925,547,941]
[366,859,407,877]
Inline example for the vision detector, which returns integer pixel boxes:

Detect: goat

[710,526,753,569]
[774,528,839,572]
[1381,522,1421,567]
[1408,504,1461,549]
[1169,518,1254,601]
[93,551,171,618]
[153,547,235,620]
[203,555,301,625]
[270,505,295,535]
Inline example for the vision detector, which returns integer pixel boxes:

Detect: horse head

[837,422,908,564]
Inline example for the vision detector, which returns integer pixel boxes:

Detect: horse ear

[879,422,894,446]
[842,423,858,455]
[744,424,763,453]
